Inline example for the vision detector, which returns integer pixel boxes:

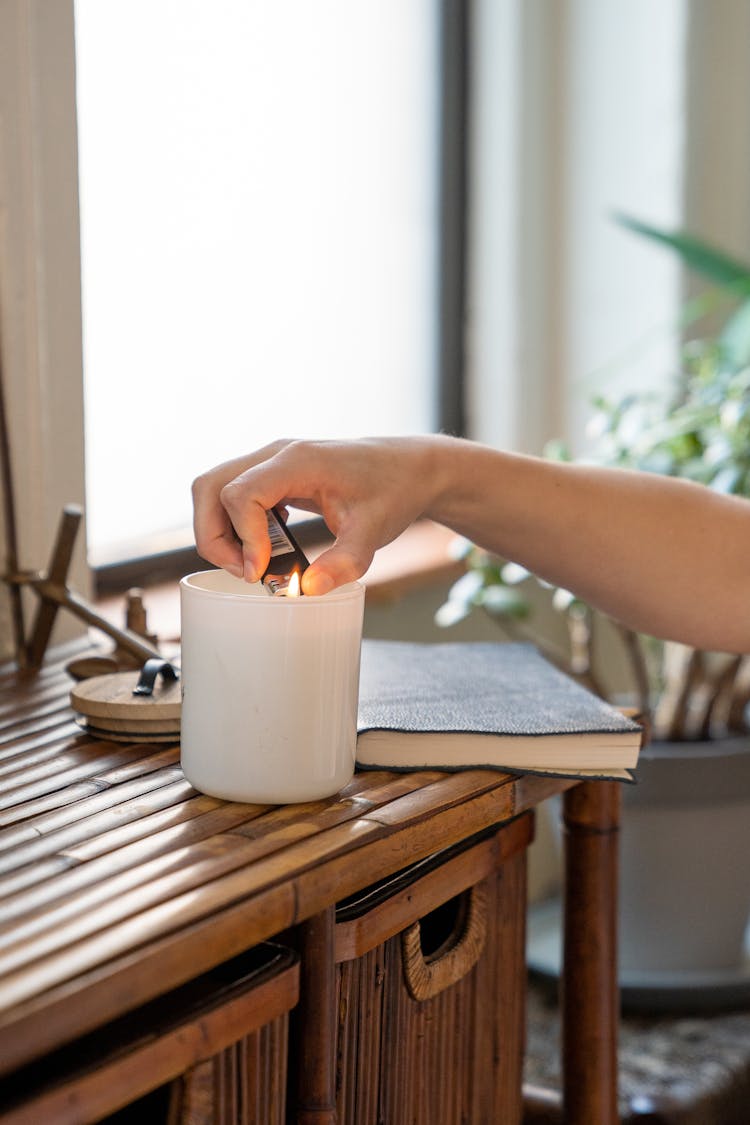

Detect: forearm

[192,433,750,651]
[425,437,750,652]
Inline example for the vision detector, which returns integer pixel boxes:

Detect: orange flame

[287,570,301,598]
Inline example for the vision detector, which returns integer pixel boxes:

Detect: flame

[287,569,301,598]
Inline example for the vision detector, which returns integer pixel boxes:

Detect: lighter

[261,506,310,596]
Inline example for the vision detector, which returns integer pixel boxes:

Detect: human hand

[191,437,442,595]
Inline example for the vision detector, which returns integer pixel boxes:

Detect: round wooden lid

[74,712,181,734]
[74,718,180,743]
[71,669,182,724]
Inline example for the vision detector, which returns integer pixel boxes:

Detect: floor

[525,977,750,1124]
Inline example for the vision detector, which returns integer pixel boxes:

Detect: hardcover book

[356,640,641,781]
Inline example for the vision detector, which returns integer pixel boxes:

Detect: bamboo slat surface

[0,641,575,1079]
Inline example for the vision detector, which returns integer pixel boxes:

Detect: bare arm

[192,435,750,653]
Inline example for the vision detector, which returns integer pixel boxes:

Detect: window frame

[87,0,472,596]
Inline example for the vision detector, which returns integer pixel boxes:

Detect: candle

[179,570,365,803]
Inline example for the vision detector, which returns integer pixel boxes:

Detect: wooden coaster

[74,718,180,744]
[71,668,181,738]
[74,712,181,735]
[66,655,121,681]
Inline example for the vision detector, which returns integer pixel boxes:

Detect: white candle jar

[180,570,365,803]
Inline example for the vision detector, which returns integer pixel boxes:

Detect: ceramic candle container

[180,570,365,803]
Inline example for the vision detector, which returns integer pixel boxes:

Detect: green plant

[439,218,750,742]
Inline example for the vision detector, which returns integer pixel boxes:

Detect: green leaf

[552,587,580,613]
[444,570,485,606]
[479,585,530,619]
[542,438,572,462]
[447,536,475,561]
[501,561,532,585]
[434,599,473,628]
[720,298,750,370]
[709,464,741,493]
[614,213,750,294]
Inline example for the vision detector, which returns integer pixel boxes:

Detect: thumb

[301,539,375,596]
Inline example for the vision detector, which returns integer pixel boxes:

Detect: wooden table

[0,642,620,1124]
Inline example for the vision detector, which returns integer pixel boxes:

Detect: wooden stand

[293,909,338,1125]
[0,645,621,1125]
[2,505,161,670]
[562,782,621,1125]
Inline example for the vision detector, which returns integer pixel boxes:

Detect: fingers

[192,441,295,578]
[302,538,376,596]
[192,477,244,577]
[218,483,271,582]
[194,447,376,592]
[191,436,436,592]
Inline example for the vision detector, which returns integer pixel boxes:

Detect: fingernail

[243,561,258,583]
[307,572,334,596]
[225,563,243,579]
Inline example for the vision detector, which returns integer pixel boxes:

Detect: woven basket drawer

[333,813,533,1125]
[0,942,299,1125]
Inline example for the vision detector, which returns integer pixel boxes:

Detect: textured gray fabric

[357,640,639,738]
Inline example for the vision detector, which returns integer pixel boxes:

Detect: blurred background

[1,0,750,637]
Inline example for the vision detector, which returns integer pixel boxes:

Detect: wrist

[422,435,489,528]
[405,434,462,521]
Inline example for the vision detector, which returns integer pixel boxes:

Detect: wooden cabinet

[0,944,298,1125]
[331,818,532,1125]
[0,644,620,1125]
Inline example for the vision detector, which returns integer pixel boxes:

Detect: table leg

[292,906,338,1125]
[561,781,621,1125]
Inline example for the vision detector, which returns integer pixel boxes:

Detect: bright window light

[74,0,439,564]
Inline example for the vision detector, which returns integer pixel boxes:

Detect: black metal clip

[133,658,180,697]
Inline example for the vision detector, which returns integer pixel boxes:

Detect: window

[5,0,748,628]
[75,1,443,566]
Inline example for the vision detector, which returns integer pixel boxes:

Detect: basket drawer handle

[400,883,488,1002]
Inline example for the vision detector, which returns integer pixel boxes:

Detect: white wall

[562,0,687,445]
[467,0,687,456]
[0,0,87,661]
[683,1,750,288]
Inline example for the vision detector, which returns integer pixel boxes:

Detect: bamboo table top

[0,641,576,1079]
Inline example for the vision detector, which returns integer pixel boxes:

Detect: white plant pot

[618,736,750,973]
[528,737,750,1009]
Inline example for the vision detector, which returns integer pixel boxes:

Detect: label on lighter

[261,507,311,595]
[266,510,295,558]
